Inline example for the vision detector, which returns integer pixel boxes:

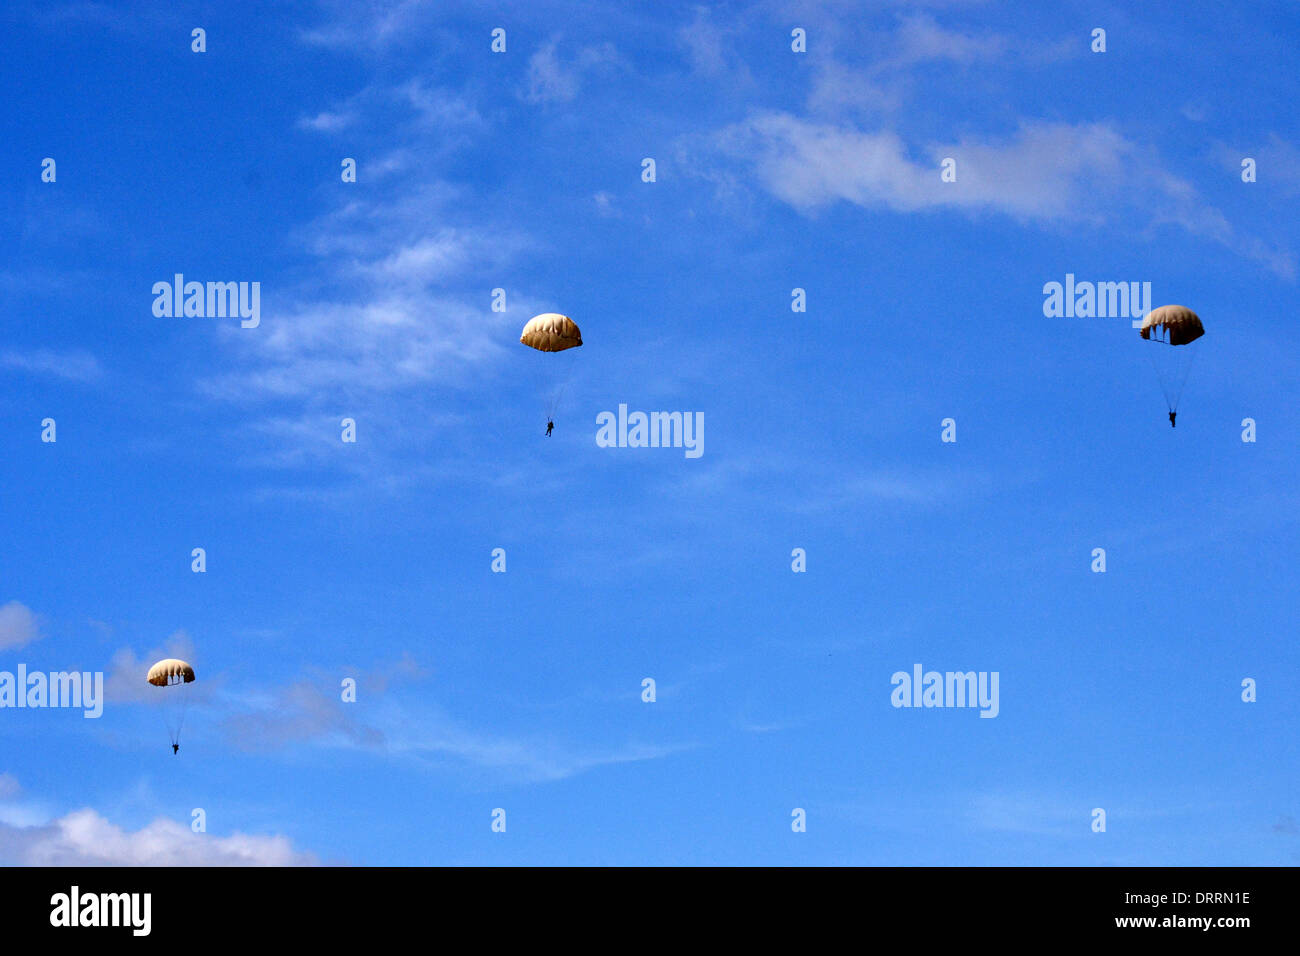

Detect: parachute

[1138,305,1204,425]
[520,313,582,426]
[1139,305,1204,345]
[520,313,582,352]
[147,659,195,686]
[147,658,195,751]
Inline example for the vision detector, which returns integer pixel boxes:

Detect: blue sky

[1,0,1298,865]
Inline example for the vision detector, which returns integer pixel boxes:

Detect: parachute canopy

[521,313,582,352]
[1139,305,1204,345]
[147,659,195,686]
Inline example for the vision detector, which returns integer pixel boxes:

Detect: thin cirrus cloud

[0,349,102,383]
[395,724,694,785]
[207,656,691,785]
[220,675,692,785]
[966,791,1084,838]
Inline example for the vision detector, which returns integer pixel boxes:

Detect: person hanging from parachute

[1138,305,1204,427]
[146,658,195,754]
[520,313,582,435]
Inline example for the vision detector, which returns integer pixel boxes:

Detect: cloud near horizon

[0,808,318,866]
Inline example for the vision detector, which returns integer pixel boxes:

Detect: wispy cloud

[1215,133,1300,198]
[396,722,694,784]
[297,109,358,133]
[967,791,1082,837]
[882,12,1010,68]
[523,38,621,104]
[217,660,693,784]
[299,0,439,51]
[219,656,424,752]
[222,680,387,752]
[0,349,102,383]
[0,602,41,650]
[690,114,1295,277]
[677,6,754,83]
[203,293,514,404]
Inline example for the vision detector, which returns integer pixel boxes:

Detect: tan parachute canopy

[147,659,195,686]
[1139,305,1204,345]
[521,313,583,352]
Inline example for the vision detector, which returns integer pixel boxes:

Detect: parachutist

[521,314,581,441]
[1140,306,1202,427]
[147,659,195,751]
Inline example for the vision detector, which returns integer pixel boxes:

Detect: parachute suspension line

[520,313,582,427]
[162,673,189,747]
[174,692,190,745]
[547,383,567,421]
[146,659,196,751]
[1144,343,1174,412]
[1169,343,1198,414]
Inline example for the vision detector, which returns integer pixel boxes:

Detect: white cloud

[694,113,1295,277]
[297,109,358,132]
[0,808,316,866]
[202,292,513,403]
[0,602,40,650]
[704,113,1129,218]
